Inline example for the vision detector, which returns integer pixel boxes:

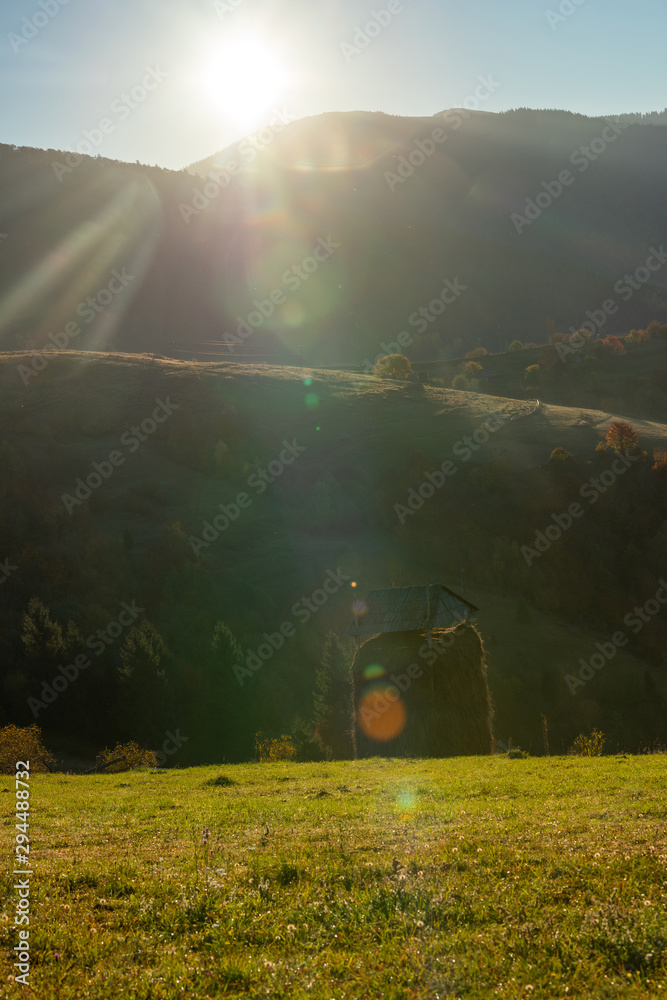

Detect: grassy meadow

[2,756,667,999]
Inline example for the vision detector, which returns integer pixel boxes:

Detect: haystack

[352,624,494,757]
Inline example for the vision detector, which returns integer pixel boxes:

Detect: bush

[98,740,159,772]
[254,732,297,762]
[372,354,413,380]
[602,335,626,356]
[464,361,483,376]
[549,447,575,469]
[451,374,469,390]
[0,724,55,774]
[569,729,605,756]
[508,339,523,351]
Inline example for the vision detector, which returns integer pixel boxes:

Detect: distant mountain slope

[1,108,667,364]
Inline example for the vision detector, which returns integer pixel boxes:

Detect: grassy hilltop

[0,349,666,760]
[1,757,666,998]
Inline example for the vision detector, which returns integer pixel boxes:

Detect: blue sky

[0,0,665,170]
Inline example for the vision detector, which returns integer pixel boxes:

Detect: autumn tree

[373,354,413,380]
[605,421,639,454]
[602,335,626,356]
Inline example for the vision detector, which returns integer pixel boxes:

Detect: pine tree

[313,632,354,759]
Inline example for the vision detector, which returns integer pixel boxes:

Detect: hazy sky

[0,0,664,170]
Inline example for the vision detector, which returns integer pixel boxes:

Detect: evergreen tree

[313,632,354,759]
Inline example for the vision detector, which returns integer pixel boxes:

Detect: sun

[201,36,289,131]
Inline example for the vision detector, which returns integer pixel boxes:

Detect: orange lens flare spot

[358,686,407,742]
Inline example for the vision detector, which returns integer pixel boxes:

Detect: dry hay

[351,624,494,757]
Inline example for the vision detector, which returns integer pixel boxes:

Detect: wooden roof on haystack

[346,584,477,639]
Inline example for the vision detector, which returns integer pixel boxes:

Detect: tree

[605,421,639,454]
[118,621,171,742]
[373,354,413,380]
[312,632,354,759]
[549,447,575,469]
[451,373,469,390]
[602,335,626,356]
[625,328,650,347]
[647,320,667,339]
[508,339,523,351]
[463,361,483,376]
[465,347,488,359]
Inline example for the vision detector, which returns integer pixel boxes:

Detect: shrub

[602,335,626,356]
[647,320,667,339]
[451,374,469,390]
[508,339,523,351]
[254,732,297,762]
[98,740,159,772]
[465,347,488,358]
[625,328,651,346]
[569,729,605,756]
[464,361,483,376]
[549,447,575,468]
[0,724,55,774]
[372,354,413,380]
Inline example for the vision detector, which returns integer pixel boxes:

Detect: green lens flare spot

[305,393,319,409]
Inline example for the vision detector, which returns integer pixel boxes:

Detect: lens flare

[358,685,407,742]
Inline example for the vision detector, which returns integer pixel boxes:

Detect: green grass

[2,757,666,998]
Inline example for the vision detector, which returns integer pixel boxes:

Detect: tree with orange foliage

[605,421,639,453]
[602,335,626,356]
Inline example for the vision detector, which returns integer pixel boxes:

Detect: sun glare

[202,36,289,131]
